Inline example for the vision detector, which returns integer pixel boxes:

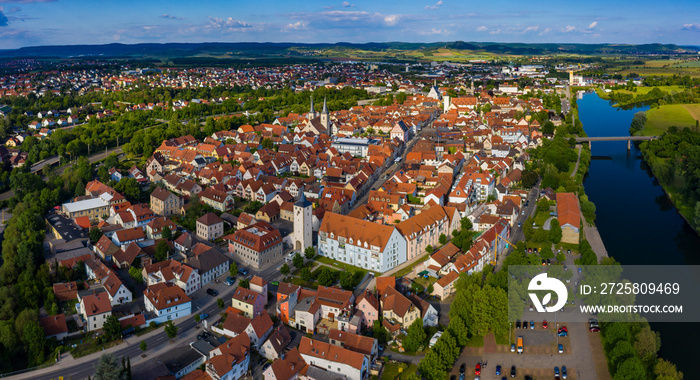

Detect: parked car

[515,320,521,329]
[554,367,560,377]
[199,313,208,320]
[459,364,465,375]
[475,363,481,376]
[590,326,601,332]
[206,288,218,296]
[510,344,515,352]
[558,330,568,337]
[562,366,568,379]
[496,365,502,376]
[543,320,548,329]
[238,269,248,275]
[225,277,235,286]
[529,320,534,329]
[578,267,582,273]
[558,344,564,353]
[510,365,516,378]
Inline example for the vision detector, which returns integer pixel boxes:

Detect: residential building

[207,334,250,380]
[263,347,306,380]
[319,212,407,272]
[396,204,461,261]
[259,326,292,361]
[186,248,229,286]
[432,271,459,300]
[298,337,369,380]
[380,286,420,329]
[143,283,192,324]
[150,186,183,216]
[39,314,69,340]
[78,292,112,332]
[142,259,201,295]
[226,222,282,270]
[232,286,265,319]
[355,290,380,329]
[246,311,274,349]
[328,329,378,361]
[199,187,235,212]
[196,213,225,241]
[557,192,581,245]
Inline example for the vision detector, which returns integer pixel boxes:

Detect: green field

[610,85,685,96]
[643,104,699,135]
[381,363,418,380]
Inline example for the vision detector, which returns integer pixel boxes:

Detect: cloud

[682,23,700,31]
[0,10,7,26]
[416,28,449,35]
[587,21,597,30]
[538,27,551,35]
[0,0,55,3]
[341,1,354,7]
[159,13,185,20]
[283,21,307,31]
[206,16,253,32]
[476,25,488,32]
[523,26,539,33]
[489,28,501,35]
[384,14,399,25]
[562,25,576,32]
[425,0,443,10]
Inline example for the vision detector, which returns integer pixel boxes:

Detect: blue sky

[0,0,698,49]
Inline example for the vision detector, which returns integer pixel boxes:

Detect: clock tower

[293,192,313,253]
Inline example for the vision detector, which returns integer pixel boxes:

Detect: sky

[0,0,699,49]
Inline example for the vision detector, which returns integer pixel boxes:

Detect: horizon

[0,0,699,49]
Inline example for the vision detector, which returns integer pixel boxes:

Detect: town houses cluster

[28,59,589,380]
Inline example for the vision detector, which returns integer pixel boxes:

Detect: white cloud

[489,28,501,35]
[206,17,254,32]
[341,1,354,7]
[384,14,400,25]
[283,21,308,31]
[587,21,597,30]
[425,0,443,10]
[562,25,576,33]
[538,27,551,35]
[416,28,449,35]
[682,23,700,31]
[523,26,539,33]
[476,25,488,32]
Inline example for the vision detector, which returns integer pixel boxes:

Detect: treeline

[0,157,94,372]
[606,87,699,108]
[640,126,700,232]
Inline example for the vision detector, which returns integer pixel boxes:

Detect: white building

[318,212,407,272]
[293,194,313,253]
[143,283,192,324]
[207,334,251,380]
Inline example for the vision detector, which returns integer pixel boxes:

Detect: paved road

[570,144,582,178]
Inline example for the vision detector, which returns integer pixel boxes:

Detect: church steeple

[308,96,316,120]
[322,97,328,114]
[320,97,330,134]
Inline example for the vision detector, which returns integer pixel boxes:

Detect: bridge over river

[575,135,657,150]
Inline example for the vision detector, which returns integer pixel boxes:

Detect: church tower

[293,193,313,253]
[308,96,317,120]
[320,97,330,134]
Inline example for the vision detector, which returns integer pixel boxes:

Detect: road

[494,182,540,270]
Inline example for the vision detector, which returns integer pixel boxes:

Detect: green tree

[654,358,684,380]
[230,262,238,276]
[89,227,103,243]
[161,226,172,240]
[139,341,147,352]
[23,321,46,367]
[339,271,355,290]
[128,267,143,283]
[280,263,290,275]
[403,318,426,353]
[439,234,447,245]
[194,314,201,323]
[103,315,122,341]
[549,219,562,244]
[93,353,126,380]
[425,245,433,254]
[418,350,447,380]
[239,278,250,289]
[448,314,469,347]
[300,267,312,282]
[426,283,434,294]
[292,253,304,269]
[304,246,316,259]
[114,178,141,202]
[317,268,336,287]
[154,240,169,262]
[633,326,660,359]
[372,320,389,344]
[164,321,178,339]
[217,298,225,309]
[613,356,647,380]
[536,197,550,212]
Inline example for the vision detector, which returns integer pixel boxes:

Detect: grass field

[643,104,699,135]
[610,85,686,96]
[381,363,418,380]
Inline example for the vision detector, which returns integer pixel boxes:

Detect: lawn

[392,253,431,278]
[534,209,552,227]
[643,104,698,135]
[381,363,418,380]
[314,256,379,276]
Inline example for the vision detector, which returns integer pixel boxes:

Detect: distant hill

[0,41,695,59]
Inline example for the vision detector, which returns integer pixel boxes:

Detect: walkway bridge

[574,135,657,150]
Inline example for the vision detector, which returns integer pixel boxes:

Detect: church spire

[309,96,316,119]
[322,97,328,114]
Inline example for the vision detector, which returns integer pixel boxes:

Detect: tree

[292,253,304,269]
[317,268,336,287]
[280,263,290,275]
[339,271,355,290]
[154,240,169,262]
[304,246,315,259]
[114,178,141,202]
[230,262,238,276]
[549,219,562,244]
[403,318,426,353]
[411,282,424,294]
[633,326,660,359]
[93,353,126,380]
[418,350,447,380]
[448,314,469,347]
[372,320,389,344]
[217,298,225,309]
[161,226,172,240]
[425,245,434,254]
[426,283,434,294]
[536,197,550,212]
[439,234,447,245]
[194,314,201,323]
[139,341,147,352]
[23,321,46,367]
[630,111,647,134]
[128,267,143,283]
[613,356,647,380]
[239,278,250,289]
[89,227,103,243]
[164,321,178,339]
[654,358,684,380]
[300,267,312,282]
[103,315,122,341]
[521,169,538,188]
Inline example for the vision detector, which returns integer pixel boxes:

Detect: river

[577,92,700,377]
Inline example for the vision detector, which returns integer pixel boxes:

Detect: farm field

[643,104,699,135]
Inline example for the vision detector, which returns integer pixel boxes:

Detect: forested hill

[0,41,694,59]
